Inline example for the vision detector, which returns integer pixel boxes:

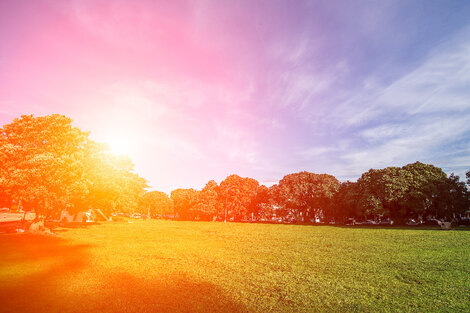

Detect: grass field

[0,220,469,312]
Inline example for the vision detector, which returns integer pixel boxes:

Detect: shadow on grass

[46,221,102,234]
[0,233,92,266]
[0,234,247,313]
[0,234,93,312]
[81,273,249,313]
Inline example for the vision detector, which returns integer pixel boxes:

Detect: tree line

[142,164,469,225]
[1,115,469,224]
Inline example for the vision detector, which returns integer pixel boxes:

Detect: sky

[1,0,470,193]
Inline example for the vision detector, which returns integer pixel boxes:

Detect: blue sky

[1,0,470,192]
[252,0,470,183]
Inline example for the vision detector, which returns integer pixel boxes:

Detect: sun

[106,134,132,156]
[99,117,140,158]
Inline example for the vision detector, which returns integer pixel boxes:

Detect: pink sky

[2,0,470,192]
[0,0,286,192]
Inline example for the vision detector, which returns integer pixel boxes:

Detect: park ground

[0,220,469,312]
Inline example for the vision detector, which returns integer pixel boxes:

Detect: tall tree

[434,173,469,220]
[352,162,460,222]
[326,181,360,222]
[219,175,259,221]
[399,162,448,220]
[0,115,90,218]
[0,114,147,219]
[192,180,219,221]
[170,188,198,220]
[248,185,270,219]
[140,191,173,217]
[274,172,339,221]
[355,166,407,219]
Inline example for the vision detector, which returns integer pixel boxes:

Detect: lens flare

[106,134,132,156]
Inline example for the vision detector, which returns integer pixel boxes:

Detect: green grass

[1,220,469,312]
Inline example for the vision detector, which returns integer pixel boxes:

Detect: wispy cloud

[317,28,470,179]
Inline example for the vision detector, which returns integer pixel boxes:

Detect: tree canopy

[139,191,173,217]
[170,188,198,220]
[273,172,340,221]
[218,175,259,221]
[0,114,147,219]
[328,162,469,223]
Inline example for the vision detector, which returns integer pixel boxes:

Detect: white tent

[59,210,92,223]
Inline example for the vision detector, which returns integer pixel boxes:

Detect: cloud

[4,0,470,191]
[292,26,470,180]
[334,29,470,126]
[298,146,339,158]
[348,114,470,165]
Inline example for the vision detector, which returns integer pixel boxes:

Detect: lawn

[0,220,469,312]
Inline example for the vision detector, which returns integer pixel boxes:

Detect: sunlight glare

[106,134,132,156]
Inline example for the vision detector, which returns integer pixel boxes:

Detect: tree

[248,185,270,219]
[170,188,198,220]
[354,166,406,219]
[267,184,289,219]
[140,191,173,217]
[0,114,147,219]
[399,162,448,220]
[434,173,469,220]
[0,115,91,219]
[351,162,461,223]
[274,172,339,222]
[326,181,360,222]
[192,180,219,221]
[218,175,259,221]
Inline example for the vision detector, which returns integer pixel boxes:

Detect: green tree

[399,162,448,220]
[219,175,259,221]
[76,140,147,216]
[434,173,469,220]
[326,181,360,222]
[353,162,460,223]
[355,166,409,219]
[274,172,339,222]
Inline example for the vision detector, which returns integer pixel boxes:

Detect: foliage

[273,171,340,221]
[139,191,173,217]
[192,180,219,221]
[218,175,259,221]
[1,115,468,224]
[248,185,270,218]
[0,114,147,219]
[328,162,469,223]
[326,181,360,222]
[170,188,198,220]
[435,173,469,219]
